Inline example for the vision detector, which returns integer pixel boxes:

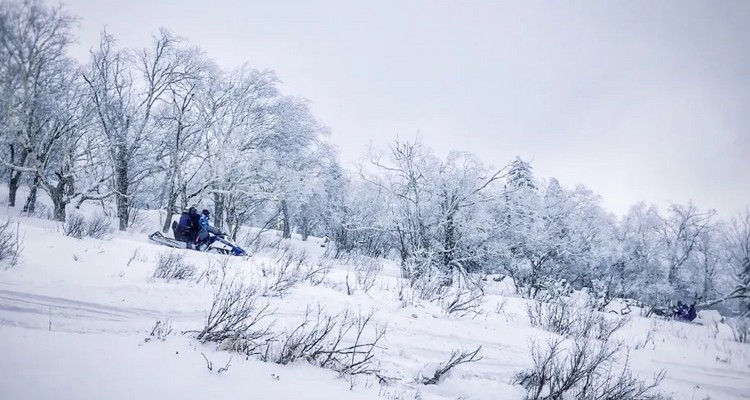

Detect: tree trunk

[213,192,224,231]
[300,205,310,241]
[442,208,457,286]
[179,183,188,211]
[162,190,178,233]
[23,176,39,214]
[162,134,182,233]
[8,170,22,207]
[50,187,66,221]
[7,145,30,207]
[281,199,291,239]
[668,263,678,286]
[115,156,129,231]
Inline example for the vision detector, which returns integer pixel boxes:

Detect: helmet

[188,207,197,214]
[202,209,210,216]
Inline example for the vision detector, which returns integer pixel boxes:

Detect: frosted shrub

[527,297,579,336]
[63,213,86,238]
[0,219,23,268]
[527,296,628,339]
[419,346,482,385]
[262,305,387,376]
[85,214,113,239]
[344,255,383,295]
[354,255,383,293]
[727,316,749,343]
[263,250,332,296]
[516,301,668,400]
[262,249,309,296]
[63,213,113,239]
[152,251,196,281]
[191,277,274,355]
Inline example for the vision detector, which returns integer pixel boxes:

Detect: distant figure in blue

[672,301,697,322]
[196,209,223,250]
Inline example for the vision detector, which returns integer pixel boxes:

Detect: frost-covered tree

[498,170,614,298]
[433,152,507,282]
[656,202,715,293]
[83,29,192,230]
[355,139,508,283]
[359,138,440,270]
[615,203,669,308]
[287,142,339,241]
[497,157,548,296]
[265,95,331,240]
[507,156,536,190]
[554,184,612,289]
[0,0,77,210]
[693,226,724,302]
[21,61,91,220]
[153,50,213,232]
[195,66,278,236]
[713,208,750,315]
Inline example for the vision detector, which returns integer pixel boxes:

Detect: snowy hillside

[0,196,748,400]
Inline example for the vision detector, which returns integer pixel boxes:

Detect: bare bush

[727,316,749,343]
[412,269,450,302]
[126,248,149,267]
[0,219,23,269]
[528,297,629,340]
[353,256,383,294]
[84,214,113,239]
[191,278,275,356]
[441,277,486,317]
[396,276,417,308]
[516,301,667,400]
[152,251,196,281]
[494,298,508,314]
[395,263,487,316]
[344,257,383,296]
[442,288,484,317]
[246,234,285,254]
[63,213,86,238]
[195,258,230,285]
[263,250,333,295]
[127,207,148,232]
[419,346,483,385]
[515,337,668,400]
[63,213,113,239]
[148,319,173,341]
[262,305,387,376]
[262,250,309,296]
[201,352,232,374]
[527,297,581,336]
[303,256,332,286]
[345,268,357,296]
[634,322,657,350]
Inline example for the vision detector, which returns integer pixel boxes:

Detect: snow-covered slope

[0,200,748,400]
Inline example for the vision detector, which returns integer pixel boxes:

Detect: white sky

[58,0,750,217]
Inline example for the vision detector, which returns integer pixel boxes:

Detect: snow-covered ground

[1,194,749,400]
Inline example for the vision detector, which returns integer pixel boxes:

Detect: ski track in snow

[0,288,203,334]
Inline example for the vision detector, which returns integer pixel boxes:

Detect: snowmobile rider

[196,209,223,248]
[173,207,201,249]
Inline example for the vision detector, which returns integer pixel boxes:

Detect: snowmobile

[196,232,247,256]
[648,302,698,323]
[148,224,247,256]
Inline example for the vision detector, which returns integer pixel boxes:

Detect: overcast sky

[58,0,750,217]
